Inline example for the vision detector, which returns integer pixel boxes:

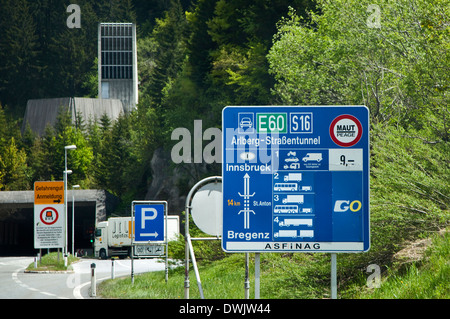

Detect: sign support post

[184,176,222,299]
[131,249,134,285]
[131,201,135,285]
[244,253,250,299]
[165,238,169,283]
[131,200,168,284]
[255,253,261,299]
[331,253,337,299]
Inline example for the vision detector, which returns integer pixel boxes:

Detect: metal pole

[64,145,76,256]
[131,203,134,285]
[72,190,75,255]
[184,206,190,298]
[184,239,190,298]
[255,253,260,299]
[184,176,222,299]
[187,234,204,299]
[64,148,67,255]
[165,244,169,283]
[131,250,134,284]
[165,214,169,283]
[244,253,250,299]
[331,253,337,299]
[90,263,96,297]
[111,259,115,279]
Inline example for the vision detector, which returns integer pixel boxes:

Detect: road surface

[0,256,166,299]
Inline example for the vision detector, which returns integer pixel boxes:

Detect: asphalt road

[0,256,166,299]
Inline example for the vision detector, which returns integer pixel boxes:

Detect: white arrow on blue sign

[134,203,166,242]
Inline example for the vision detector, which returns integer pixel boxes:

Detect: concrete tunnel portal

[0,190,118,256]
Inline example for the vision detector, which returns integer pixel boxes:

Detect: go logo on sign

[334,200,362,212]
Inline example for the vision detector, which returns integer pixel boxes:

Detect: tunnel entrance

[0,208,34,256]
[68,204,96,255]
[0,205,96,256]
[0,189,118,257]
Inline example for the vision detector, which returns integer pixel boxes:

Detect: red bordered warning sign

[34,203,64,249]
[329,114,363,147]
[40,206,59,225]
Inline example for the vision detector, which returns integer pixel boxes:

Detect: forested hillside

[0,0,448,214]
[0,0,448,298]
[0,0,315,198]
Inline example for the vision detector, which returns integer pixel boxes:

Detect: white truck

[284,173,302,182]
[94,216,179,259]
[279,219,313,227]
[302,153,322,162]
[282,195,304,204]
[274,230,314,238]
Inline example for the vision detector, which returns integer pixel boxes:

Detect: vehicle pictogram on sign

[39,206,59,225]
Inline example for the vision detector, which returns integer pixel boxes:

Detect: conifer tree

[0,0,40,115]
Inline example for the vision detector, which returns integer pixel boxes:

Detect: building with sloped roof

[21,97,124,136]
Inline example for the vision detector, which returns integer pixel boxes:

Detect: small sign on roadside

[34,181,65,249]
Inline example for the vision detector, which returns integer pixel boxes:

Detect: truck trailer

[283,173,302,182]
[282,195,304,204]
[279,219,313,227]
[94,216,179,259]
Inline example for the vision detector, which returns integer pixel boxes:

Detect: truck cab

[94,219,132,259]
[94,221,108,259]
[94,216,179,260]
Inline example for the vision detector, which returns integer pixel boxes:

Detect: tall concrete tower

[98,23,138,113]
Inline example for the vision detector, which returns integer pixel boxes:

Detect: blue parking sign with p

[134,203,165,242]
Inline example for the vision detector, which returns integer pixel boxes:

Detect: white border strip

[225,241,364,252]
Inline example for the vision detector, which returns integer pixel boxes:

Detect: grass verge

[99,230,449,299]
[26,252,79,272]
[98,254,251,299]
[98,125,449,299]
[357,231,449,299]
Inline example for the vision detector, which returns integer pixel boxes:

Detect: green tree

[185,0,218,86]
[47,1,99,97]
[147,0,188,110]
[95,114,136,196]
[0,0,40,115]
[0,137,29,190]
[0,105,10,153]
[95,0,136,22]
[205,0,314,106]
[32,108,93,186]
[136,37,159,107]
[268,1,449,140]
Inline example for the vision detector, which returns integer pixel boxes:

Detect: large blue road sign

[134,202,166,242]
[222,106,370,253]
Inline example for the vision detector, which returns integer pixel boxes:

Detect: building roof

[22,97,124,136]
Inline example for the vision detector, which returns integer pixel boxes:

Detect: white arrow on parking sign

[140,208,158,237]
[142,232,159,237]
